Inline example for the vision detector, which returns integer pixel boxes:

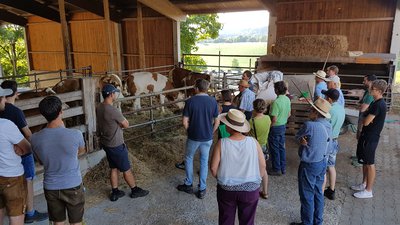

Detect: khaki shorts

[44,184,85,223]
[0,175,27,216]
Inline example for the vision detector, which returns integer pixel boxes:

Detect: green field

[191,42,267,71]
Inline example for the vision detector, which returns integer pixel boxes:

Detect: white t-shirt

[0,118,25,177]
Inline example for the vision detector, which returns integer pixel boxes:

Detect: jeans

[298,160,327,225]
[268,125,286,172]
[184,139,213,191]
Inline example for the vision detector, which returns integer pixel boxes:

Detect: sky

[217,10,269,34]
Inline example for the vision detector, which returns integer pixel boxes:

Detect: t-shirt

[239,88,255,112]
[270,94,291,126]
[0,103,27,131]
[183,94,219,141]
[249,115,271,146]
[31,127,84,190]
[314,82,327,100]
[0,118,25,177]
[361,98,387,138]
[96,103,126,148]
[329,102,346,138]
[337,88,345,107]
[361,90,374,105]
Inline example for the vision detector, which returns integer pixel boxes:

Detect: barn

[0,1,399,224]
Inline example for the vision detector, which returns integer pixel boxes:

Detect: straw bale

[274,35,349,57]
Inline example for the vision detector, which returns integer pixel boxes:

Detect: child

[218,90,236,139]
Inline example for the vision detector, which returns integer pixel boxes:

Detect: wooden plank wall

[275,0,397,53]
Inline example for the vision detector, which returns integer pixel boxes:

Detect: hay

[273,35,348,57]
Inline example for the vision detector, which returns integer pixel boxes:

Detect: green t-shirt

[249,115,271,146]
[362,90,374,105]
[270,95,291,126]
[330,102,346,138]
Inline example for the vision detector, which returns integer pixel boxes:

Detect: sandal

[259,191,268,199]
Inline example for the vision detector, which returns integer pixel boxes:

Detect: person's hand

[14,145,24,156]
[300,137,308,146]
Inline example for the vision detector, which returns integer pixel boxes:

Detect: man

[313,70,328,100]
[357,75,377,140]
[238,79,255,120]
[351,80,387,199]
[242,70,254,91]
[326,65,341,89]
[291,98,332,225]
[0,80,48,223]
[177,79,219,199]
[96,84,149,201]
[268,81,291,176]
[0,86,31,225]
[326,76,345,106]
[31,96,86,225]
[321,89,345,200]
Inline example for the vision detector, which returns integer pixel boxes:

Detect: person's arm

[210,140,221,177]
[359,103,369,113]
[363,114,376,126]
[212,117,220,134]
[14,138,31,156]
[78,146,87,156]
[119,119,129,128]
[270,116,277,127]
[255,141,266,178]
[20,126,32,141]
[182,116,189,130]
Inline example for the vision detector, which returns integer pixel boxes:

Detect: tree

[0,24,28,83]
[180,14,223,72]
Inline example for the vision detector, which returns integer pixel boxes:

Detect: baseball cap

[0,87,13,97]
[321,88,339,101]
[102,84,120,95]
[325,75,340,84]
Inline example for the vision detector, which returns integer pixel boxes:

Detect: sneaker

[110,189,125,201]
[197,189,206,199]
[175,161,185,170]
[177,184,193,194]
[24,210,49,223]
[350,183,366,191]
[350,155,357,160]
[268,170,282,176]
[353,190,373,199]
[351,160,363,167]
[324,187,335,200]
[281,169,286,175]
[130,186,149,198]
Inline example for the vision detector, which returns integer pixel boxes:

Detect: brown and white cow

[98,74,125,110]
[168,67,212,96]
[125,72,179,113]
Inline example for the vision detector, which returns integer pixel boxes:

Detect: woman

[210,109,266,225]
[249,99,271,199]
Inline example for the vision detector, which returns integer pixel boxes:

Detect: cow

[98,74,125,111]
[168,67,212,96]
[125,72,180,113]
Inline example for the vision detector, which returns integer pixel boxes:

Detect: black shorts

[104,144,131,172]
[356,134,379,165]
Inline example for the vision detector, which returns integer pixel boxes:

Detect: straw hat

[310,97,331,119]
[238,79,250,88]
[219,109,250,133]
[314,70,328,81]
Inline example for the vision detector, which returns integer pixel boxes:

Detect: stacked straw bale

[273,35,349,57]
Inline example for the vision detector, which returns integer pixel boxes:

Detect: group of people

[0,65,388,225]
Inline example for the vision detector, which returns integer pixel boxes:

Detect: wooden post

[114,23,123,74]
[103,0,115,71]
[173,20,181,65]
[137,2,146,69]
[267,16,277,55]
[81,78,97,152]
[58,0,73,77]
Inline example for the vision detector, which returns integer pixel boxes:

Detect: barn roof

[0,0,274,26]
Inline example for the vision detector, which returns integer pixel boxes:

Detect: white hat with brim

[0,87,12,97]
[325,75,340,84]
[309,98,331,119]
[219,109,250,133]
[313,70,329,81]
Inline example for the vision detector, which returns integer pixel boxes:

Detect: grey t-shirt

[96,103,125,148]
[31,127,84,190]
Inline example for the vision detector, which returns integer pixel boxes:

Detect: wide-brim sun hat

[219,109,250,133]
[0,87,13,97]
[309,97,331,119]
[313,70,328,81]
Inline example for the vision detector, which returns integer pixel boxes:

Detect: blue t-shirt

[314,82,327,99]
[0,103,27,131]
[239,88,256,112]
[337,88,345,106]
[31,127,85,190]
[183,94,219,141]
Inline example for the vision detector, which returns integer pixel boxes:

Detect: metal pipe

[124,123,181,142]
[126,115,181,129]
[116,86,193,102]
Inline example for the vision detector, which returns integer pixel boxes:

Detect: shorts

[44,184,85,223]
[104,144,131,172]
[327,139,339,167]
[356,134,379,165]
[0,175,26,216]
[22,153,35,180]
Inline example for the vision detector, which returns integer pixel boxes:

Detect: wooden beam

[258,0,276,15]
[0,0,60,22]
[137,0,186,21]
[103,0,115,71]
[183,6,265,14]
[170,0,237,4]
[137,2,146,69]
[276,17,395,24]
[58,0,73,76]
[65,0,122,23]
[0,9,27,26]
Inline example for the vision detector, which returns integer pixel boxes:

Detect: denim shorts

[22,153,35,180]
[327,139,339,167]
[104,144,131,172]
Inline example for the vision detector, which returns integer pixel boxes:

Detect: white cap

[0,87,13,97]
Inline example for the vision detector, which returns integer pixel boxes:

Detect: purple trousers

[217,185,260,225]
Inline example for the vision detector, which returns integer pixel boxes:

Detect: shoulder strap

[252,118,258,140]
